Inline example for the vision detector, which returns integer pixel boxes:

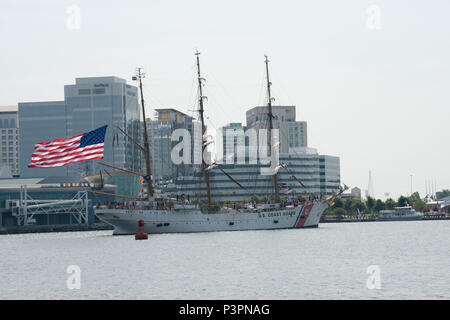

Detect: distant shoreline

[321,215,450,223]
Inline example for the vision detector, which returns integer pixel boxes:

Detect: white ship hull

[378,206,423,221]
[95,201,329,235]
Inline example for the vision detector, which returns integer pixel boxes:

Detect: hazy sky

[1,0,449,199]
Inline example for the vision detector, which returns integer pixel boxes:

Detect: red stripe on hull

[296,203,314,228]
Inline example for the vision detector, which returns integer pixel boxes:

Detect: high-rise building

[319,155,341,195]
[146,108,201,182]
[0,106,19,177]
[167,105,340,202]
[64,76,141,177]
[18,101,67,178]
[18,76,141,195]
[246,105,307,154]
[216,123,247,162]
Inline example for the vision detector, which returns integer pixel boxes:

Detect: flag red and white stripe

[28,126,107,168]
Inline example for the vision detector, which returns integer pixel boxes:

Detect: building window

[93,88,106,94]
[78,89,91,95]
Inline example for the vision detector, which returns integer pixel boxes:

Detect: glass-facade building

[165,152,341,202]
[246,106,308,154]
[18,77,141,196]
[64,77,141,177]
[147,108,200,182]
[18,101,67,178]
[0,106,20,176]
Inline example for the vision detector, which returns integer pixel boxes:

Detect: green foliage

[374,199,385,212]
[333,208,346,218]
[333,198,344,208]
[351,200,366,213]
[409,192,421,202]
[406,193,426,211]
[366,196,375,211]
[398,196,409,207]
[411,198,425,211]
[385,198,397,209]
[344,199,353,211]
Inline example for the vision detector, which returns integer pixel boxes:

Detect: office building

[64,76,141,177]
[341,187,362,201]
[216,123,247,162]
[165,151,340,202]
[147,108,201,182]
[0,106,19,177]
[18,76,141,196]
[246,105,307,154]
[18,101,67,178]
[167,105,340,202]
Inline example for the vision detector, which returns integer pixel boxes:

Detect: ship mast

[264,55,280,203]
[135,67,154,199]
[195,50,212,211]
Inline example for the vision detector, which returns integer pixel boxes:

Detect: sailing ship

[94,52,344,235]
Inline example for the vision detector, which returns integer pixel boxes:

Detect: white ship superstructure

[378,206,423,221]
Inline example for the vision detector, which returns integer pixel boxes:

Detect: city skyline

[1,0,449,200]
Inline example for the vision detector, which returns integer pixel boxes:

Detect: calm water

[0,220,449,299]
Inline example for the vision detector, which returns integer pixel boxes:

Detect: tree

[344,199,353,213]
[366,196,375,212]
[333,198,344,208]
[374,199,385,212]
[385,198,396,209]
[334,208,346,219]
[409,192,421,202]
[351,200,366,214]
[411,198,425,211]
[407,193,425,211]
[398,196,409,207]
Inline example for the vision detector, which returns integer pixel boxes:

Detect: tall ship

[378,206,423,221]
[94,53,344,235]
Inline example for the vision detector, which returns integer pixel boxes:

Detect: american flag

[28,125,107,168]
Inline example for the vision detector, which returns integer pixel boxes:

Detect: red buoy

[135,220,148,240]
